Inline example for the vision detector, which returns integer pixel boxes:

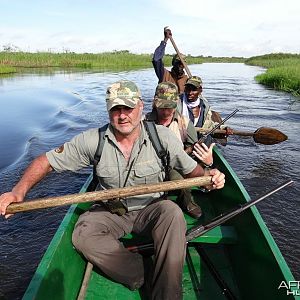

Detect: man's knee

[72,218,109,253]
[159,200,186,224]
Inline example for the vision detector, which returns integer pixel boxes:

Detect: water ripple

[0,64,299,299]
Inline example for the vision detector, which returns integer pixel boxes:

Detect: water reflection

[0,64,299,299]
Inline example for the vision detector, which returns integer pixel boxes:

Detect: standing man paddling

[0,80,225,300]
[153,28,188,94]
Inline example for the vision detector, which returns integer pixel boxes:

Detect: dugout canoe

[22,147,297,300]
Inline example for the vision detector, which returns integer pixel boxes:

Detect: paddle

[164,26,192,77]
[6,176,212,214]
[196,127,288,145]
[185,109,238,154]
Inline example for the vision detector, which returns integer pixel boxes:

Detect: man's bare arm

[0,154,53,217]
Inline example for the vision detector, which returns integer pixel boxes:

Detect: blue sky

[1,0,299,57]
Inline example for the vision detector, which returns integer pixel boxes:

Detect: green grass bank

[0,50,244,71]
[1,50,299,96]
[0,65,17,74]
[245,53,300,96]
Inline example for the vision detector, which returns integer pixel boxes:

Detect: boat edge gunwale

[213,147,296,283]
[22,148,296,299]
[22,175,93,299]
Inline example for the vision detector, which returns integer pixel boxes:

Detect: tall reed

[0,51,244,70]
[246,53,300,96]
[0,65,16,74]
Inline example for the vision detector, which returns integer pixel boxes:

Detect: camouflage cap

[185,76,203,88]
[172,53,186,66]
[154,82,179,109]
[106,80,141,111]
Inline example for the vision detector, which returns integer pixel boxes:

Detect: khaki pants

[72,199,186,300]
[169,169,193,208]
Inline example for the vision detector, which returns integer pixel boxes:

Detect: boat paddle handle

[165,26,192,77]
[6,176,212,214]
[195,127,288,145]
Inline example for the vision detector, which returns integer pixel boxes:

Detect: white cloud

[1,1,299,57]
[153,0,300,56]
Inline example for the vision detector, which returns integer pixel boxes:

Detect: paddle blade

[253,127,288,145]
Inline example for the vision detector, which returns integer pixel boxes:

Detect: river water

[0,64,299,299]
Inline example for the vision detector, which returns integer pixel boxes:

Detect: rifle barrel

[127,180,293,252]
[186,109,239,154]
[205,108,239,137]
[186,179,293,241]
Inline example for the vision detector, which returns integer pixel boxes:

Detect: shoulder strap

[93,124,108,165]
[143,120,170,181]
[201,96,210,122]
[87,124,109,192]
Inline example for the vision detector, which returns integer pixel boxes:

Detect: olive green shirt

[46,122,197,211]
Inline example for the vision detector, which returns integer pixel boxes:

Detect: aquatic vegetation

[0,50,244,71]
[0,65,16,74]
[245,53,300,96]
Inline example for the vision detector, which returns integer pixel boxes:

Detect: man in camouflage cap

[105,80,144,137]
[185,75,203,88]
[106,80,142,111]
[0,79,225,299]
[153,81,178,109]
[152,27,188,94]
[146,82,215,219]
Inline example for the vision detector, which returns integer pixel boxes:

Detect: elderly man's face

[109,100,143,136]
[185,84,202,102]
[156,107,176,121]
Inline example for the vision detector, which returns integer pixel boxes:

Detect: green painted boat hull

[23,148,298,299]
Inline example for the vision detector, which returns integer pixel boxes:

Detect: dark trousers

[72,199,186,300]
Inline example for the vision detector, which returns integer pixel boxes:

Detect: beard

[110,109,142,137]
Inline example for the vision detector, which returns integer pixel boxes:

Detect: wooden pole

[195,127,288,145]
[165,26,192,78]
[6,176,212,214]
[196,128,253,136]
[77,262,93,300]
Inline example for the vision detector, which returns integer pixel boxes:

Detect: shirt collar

[106,122,147,147]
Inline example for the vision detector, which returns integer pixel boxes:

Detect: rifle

[185,109,239,154]
[126,180,293,253]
